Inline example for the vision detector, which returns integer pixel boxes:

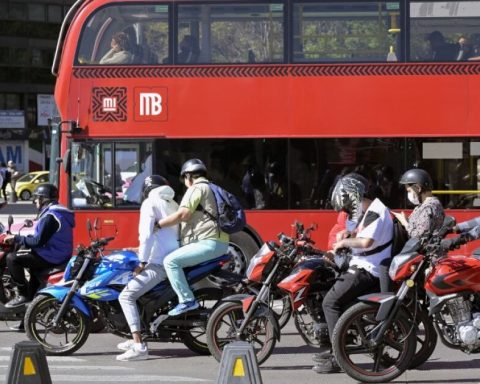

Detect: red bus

[51,0,480,269]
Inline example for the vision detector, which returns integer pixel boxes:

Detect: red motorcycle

[332,217,480,383]
[206,221,320,364]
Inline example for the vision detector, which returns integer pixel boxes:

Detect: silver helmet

[331,174,367,223]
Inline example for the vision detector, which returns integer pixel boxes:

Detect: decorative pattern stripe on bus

[73,63,480,78]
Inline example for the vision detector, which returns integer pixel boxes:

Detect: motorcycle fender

[357,293,396,322]
[38,286,91,317]
[253,302,281,342]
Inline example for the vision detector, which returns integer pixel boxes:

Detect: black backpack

[391,216,409,257]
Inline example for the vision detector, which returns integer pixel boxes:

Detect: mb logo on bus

[135,87,168,122]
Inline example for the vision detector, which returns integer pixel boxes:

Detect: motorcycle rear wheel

[182,288,224,355]
[206,301,276,365]
[332,302,416,383]
[25,294,91,355]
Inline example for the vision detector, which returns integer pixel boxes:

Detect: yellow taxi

[15,171,50,200]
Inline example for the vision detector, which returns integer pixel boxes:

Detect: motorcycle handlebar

[440,225,480,251]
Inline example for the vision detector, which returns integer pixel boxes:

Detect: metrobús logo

[134,87,168,122]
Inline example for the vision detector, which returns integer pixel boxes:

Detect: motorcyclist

[313,174,393,374]
[393,168,445,239]
[157,159,229,316]
[116,175,179,362]
[3,184,75,315]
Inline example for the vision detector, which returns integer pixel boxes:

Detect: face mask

[408,190,420,205]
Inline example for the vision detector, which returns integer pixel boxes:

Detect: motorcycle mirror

[86,219,92,239]
[7,215,13,228]
[23,219,34,228]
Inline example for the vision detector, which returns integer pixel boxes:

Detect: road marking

[48,375,210,382]
[0,356,85,362]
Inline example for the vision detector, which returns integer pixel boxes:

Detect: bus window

[177,3,284,64]
[70,141,152,208]
[76,4,170,65]
[292,1,401,63]
[410,1,480,62]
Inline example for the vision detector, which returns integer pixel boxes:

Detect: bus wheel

[226,232,259,275]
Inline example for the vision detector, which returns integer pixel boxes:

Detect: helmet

[180,158,207,177]
[331,174,366,223]
[399,168,433,191]
[142,175,168,199]
[33,183,58,200]
[33,183,58,209]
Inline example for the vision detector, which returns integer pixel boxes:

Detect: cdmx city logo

[92,87,168,122]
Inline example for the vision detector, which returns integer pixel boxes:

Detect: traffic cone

[6,340,52,384]
[215,341,263,384]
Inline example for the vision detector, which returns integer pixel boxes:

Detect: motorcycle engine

[442,296,480,352]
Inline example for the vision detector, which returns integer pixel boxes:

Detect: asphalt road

[1,318,480,384]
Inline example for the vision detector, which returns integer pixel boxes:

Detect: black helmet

[33,183,58,200]
[180,158,207,178]
[399,168,433,191]
[33,183,58,209]
[143,175,168,199]
[331,174,366,223]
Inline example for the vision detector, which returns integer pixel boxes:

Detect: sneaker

[312,356,342,374]
[117,339,135,351]
[116,347,148,362]
[312,351,332,363]
[168,300,200,316]
[5,295,28,309]
[9,320,25,332]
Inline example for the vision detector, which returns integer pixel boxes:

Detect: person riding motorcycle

[313,173,393,374]
[156,159,229,316]
[116,175,179,362]
[3,184,75,315]
[393,168,445,239]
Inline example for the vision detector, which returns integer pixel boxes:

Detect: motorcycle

[0,215,64,320]
[207,220,441,367]
[24,219,241,355]
[206,221,323,364]
[331,216,480,383]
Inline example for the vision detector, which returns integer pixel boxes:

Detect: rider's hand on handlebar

[3,234,15,245]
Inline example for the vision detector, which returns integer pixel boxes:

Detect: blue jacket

[15,202,75,264]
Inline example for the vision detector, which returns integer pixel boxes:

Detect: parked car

[15,171,50,200]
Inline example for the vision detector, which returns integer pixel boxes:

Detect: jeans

[118,263,166,333]
[163,239,229,303]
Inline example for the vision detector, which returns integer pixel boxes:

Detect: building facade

[0,0,74,173]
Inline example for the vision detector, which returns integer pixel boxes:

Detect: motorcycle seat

[35,262,68,279]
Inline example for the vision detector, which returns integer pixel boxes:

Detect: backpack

[391,216,409,257]
[198,182,247,234]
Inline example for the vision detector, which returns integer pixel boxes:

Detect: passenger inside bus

[99,32,133,65]
[427,31,458,61]
[177,35,200,64]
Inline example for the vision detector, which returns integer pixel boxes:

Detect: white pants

[118,263,167,333]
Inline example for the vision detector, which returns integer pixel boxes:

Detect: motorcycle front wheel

[332,302,416,383]
[206,301,276,365]
[25,294,91,355]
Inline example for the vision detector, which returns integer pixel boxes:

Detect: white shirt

[350,198,393,277]
[138,185,179,264]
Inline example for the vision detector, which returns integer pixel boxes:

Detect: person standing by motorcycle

[3,184,74,329]
[313,174,393,374]
[156,159,229,316]
[393,168,445,239]
[116,175,179,362]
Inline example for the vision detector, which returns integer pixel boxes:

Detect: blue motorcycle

[24,222,241,356]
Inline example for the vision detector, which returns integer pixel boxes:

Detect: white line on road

[0,356,85,362]
[48,375,211,382]
[0,365,134,370]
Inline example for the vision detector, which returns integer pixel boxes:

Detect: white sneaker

[116,347,149,362]
[117,339,135,351]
